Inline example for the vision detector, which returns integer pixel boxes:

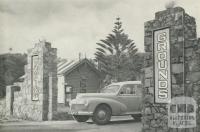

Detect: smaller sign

[65,85,72,93]
[168,97,197,128]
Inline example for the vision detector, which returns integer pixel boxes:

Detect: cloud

[0,2,15,14]
[70,0,121,10]
[0,0,199,59]
[0,0,65,26]
[0,0,121,26]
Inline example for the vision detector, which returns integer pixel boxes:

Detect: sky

[0,0,200,59]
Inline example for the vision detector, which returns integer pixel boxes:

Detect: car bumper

[70,103,93,116]
[70,111,93,115]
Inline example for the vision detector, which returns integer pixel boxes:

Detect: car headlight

[77,99,88,106]
[71,99,88,106]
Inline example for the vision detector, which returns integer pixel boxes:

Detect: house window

[80,76,87,93]
[120,84,137,95]
[80,89,86,93]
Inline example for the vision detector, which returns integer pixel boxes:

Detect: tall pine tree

[95,18,138,81]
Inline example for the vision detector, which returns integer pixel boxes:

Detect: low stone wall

[13,104,43,120]
[12,90,43,120]
[0,98,6,119]
[142,96,168,132]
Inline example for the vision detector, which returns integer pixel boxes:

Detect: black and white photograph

[0,0,200,132]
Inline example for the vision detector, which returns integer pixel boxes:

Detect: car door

[117,84,142,113]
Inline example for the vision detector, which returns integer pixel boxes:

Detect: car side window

[120,84,136,95]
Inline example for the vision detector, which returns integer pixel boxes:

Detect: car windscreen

[100,85,120,93]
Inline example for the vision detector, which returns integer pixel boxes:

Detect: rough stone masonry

[6,41,57,121]
[143,6,200,132]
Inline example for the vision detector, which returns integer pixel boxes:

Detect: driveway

[0,116,142,132]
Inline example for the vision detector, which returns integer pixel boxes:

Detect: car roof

[110,81,141,86]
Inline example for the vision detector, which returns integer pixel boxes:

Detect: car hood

[76,93,116,99]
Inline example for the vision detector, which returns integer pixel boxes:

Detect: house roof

[57,58,102,76]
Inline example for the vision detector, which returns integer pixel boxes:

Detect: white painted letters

[154,28,171,103]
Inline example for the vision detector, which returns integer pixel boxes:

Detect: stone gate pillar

[143,6,199,132]
[48,72,57,120]
[10,40,57,121]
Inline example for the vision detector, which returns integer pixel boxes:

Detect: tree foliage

[0,53,27,98]
[95,18,141,81]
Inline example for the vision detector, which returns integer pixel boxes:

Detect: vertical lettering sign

[154,28,171,103]
[31,55,39,101]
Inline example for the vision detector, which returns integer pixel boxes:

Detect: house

[57,58,103,105]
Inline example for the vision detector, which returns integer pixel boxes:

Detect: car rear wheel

[131,114,142,121]
[73,115,90,122]
[92,104,111,125]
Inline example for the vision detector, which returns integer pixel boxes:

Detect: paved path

[0,116,142,132]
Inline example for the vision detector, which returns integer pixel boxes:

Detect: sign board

[65,85,72,93]
[31,55,39,101]
[168,97,197,128]
[153,28,171,103]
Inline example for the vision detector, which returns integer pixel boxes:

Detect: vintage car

[69,81,142,125]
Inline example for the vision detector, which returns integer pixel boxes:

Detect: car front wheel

[92,104,111,125]
[73,115,89,122]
